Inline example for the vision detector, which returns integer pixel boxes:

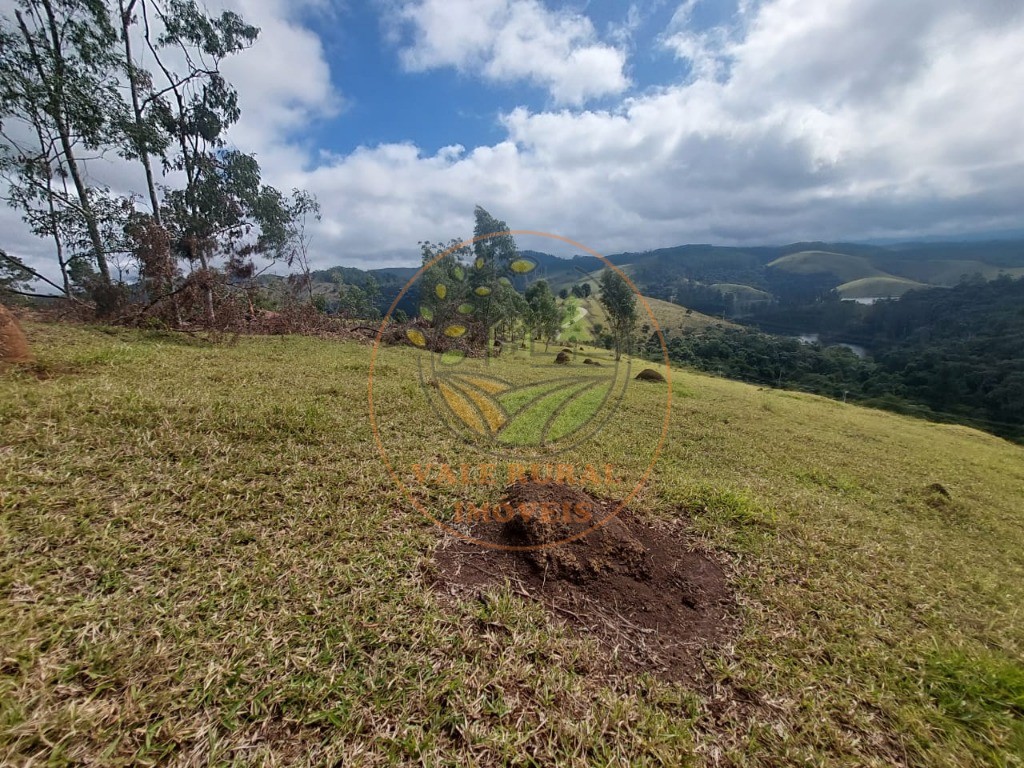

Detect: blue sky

[301,1,702,156]
[3,0,1023,272]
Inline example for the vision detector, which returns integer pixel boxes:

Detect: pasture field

[2,322,1023,766]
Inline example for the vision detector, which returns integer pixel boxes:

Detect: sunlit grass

[1,321,1023,765]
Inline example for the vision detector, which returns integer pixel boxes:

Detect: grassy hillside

[767,250,889,283]
[640,296,736,333]
[710,283,772,300]
[2,323,1023,765]
[836,275,930,298]
[559,296,732,343]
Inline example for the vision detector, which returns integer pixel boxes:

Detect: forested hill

[655,276,1024,441]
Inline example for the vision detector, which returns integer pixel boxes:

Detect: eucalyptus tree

[598,269,637,360]
[0,0,127,301]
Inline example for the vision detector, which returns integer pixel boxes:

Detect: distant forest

[647,276,1024,442]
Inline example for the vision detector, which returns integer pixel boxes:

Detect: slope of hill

[640,295,735,333]
[257,238,1024,320]
[767,250,889,283]
[835,275,930,298]
[560,295,733,342]
[710,283,773,300]
[3,322,1022,765]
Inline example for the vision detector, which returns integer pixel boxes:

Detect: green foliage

[0,249,32,293]
[0,0,313,324]
[525,279,559,347]
[0,0,130,292]
[599,269,637,360]
[652,277,1024,441]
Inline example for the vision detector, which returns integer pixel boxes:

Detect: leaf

[435,284,447,300]
[420,306,434,322]
[475,257,485,270]
[457,303,475,315]
[510,258,537,274]
[498,379,607,446]
[452,266,465,281]
[441,381,507,433]
[498,277,512,288]
[440,350,466,365]
[406,329,427,347]
[451,375,510,395]
[444,325,467,338]
[474,286,492,297]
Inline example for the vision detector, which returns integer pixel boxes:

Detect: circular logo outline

[368,230,672,551]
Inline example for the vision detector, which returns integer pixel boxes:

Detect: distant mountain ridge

[261,238,1024,316]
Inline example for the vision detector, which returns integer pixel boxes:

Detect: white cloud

[4,0,1024,281]
[391,0,630,105]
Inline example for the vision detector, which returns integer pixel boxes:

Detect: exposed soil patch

[554,351,571,364]
[0,304,31,364]
[430,481,736,682]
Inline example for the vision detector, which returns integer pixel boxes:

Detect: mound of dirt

[431,482,735,682]
[635,368,666,382]
[554,351,571,364]
[582,358,602,366]
[0,305,31,364]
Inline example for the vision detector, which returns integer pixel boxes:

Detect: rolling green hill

[559,295,733,343]
[2,322,1022,765]
[710,283,772,300]
[766,250,889,283]
[835,275,930,298]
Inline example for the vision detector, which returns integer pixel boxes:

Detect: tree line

[645,276,1024,442]
[0,0,318,326]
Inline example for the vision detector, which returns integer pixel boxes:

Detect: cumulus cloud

[287,0,1024,265]
[4,0,1024,279]
[390,0,631,105]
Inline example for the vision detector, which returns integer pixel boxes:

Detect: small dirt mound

[431,482,735,682]
[582,358,598,366]
[922,482,958,512]
[635,368,666,382]
[554,351,571,364]
[561,347,573,353]
[0,305,31,364]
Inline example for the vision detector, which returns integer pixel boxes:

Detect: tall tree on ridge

[599,268,637,361]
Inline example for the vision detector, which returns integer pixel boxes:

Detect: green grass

[709,283,773,301]
[3,322,1024,765]
[767,250,889,283]
[836,276,931,298]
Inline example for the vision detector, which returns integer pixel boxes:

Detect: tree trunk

[119,0,181,325]
[119,1,161,225]
[20,4,111,285]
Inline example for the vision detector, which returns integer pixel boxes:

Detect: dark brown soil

[554,351,571,364]
[583,358,601,366]
[0,305,31,364]
[431,482,736,682]
[635,368,666,382]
